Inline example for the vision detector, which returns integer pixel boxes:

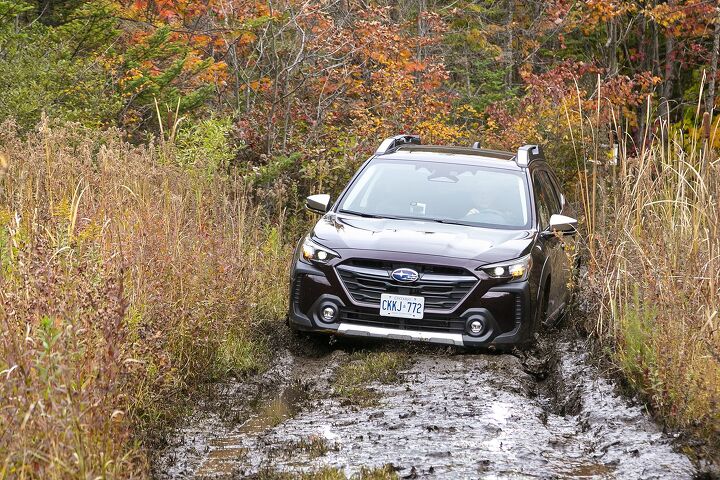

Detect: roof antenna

[471,141,481,149]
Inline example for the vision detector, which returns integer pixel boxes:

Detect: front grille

[339,308,466,333]
[335,259,478,311]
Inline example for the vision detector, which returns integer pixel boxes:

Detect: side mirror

[306,194,330,214]
[547,214,578,235]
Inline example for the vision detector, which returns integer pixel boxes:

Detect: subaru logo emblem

[391,268,419,283]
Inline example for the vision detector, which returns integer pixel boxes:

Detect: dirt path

[153,331,698,479]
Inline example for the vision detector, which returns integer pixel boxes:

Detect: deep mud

[153,331,701,479]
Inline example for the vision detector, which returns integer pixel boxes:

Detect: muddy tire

[539,279,552,328]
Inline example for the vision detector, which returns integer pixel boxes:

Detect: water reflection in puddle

[194,383,306,477]
[157,344,696,479]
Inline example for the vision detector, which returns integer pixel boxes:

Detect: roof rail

[375,134,420,155]
[515,144,543,167]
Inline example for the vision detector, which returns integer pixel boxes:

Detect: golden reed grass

[571,89,720,453]
[0,119,293,478]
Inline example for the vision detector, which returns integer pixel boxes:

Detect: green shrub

[0,1,121,130]
[174,117,241,175]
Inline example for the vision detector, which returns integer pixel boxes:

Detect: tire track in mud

[153,332,698,479]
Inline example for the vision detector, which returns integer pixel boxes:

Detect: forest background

[1,0,719,477]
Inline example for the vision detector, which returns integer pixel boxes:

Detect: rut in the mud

[154,332,698,479]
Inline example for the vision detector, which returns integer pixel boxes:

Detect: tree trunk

[652,21,660,77]
[606,18,618,77]
[706,6,720,115]
[659,34,675,123]
[505,0,514,90]
[416,0,426,61]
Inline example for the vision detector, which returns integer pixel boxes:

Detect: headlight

[301,237,340,264]
[479,254,532,282]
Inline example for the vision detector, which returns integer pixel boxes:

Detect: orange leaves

[189,54,230,85]
[237,31,256,46]
[579,0,715,39]
[254,1,271,17]
[193,34,212,47]
[649,2,687,28]
[403,61,426,73]
[249,77,272,92]
[127,0,220,21]
[583,0,638,23]
[115,0,464,150]
[578,0,639,35]
[369,50,389,65]
[483,60,664,153]
[646,0,716,37]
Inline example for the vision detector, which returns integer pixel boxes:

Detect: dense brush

[0,119,294,478]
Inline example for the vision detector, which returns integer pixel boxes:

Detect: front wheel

[538,279,552,328]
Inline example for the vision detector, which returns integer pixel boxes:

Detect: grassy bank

[0,120,294,477]
[581,113,720,456]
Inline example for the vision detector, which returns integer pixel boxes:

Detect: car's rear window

[338,159,531,229]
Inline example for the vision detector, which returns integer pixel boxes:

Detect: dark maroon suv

[288,135,577,348]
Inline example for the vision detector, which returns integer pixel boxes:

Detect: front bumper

[288,258,535,348]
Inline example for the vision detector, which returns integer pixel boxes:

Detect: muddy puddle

[154,334,700,479]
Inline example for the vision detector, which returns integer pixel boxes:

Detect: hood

[311,213,535,264]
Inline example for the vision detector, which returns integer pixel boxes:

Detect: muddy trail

[153,330,704,479]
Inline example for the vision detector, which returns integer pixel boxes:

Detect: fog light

[321,306,337,322]
[469,319,485,336]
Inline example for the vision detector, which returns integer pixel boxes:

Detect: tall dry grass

[0,119,294,478]
[576,100,720,451]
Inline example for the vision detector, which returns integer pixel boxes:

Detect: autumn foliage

[1,0,720,477]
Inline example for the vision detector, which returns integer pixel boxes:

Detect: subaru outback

[288,135,577,348]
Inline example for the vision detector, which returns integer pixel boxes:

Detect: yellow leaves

[193,34,212,47]
[585,0,638,22]
[237,31,257,46]
[455,104,479,117]
[200,61,229,85]
[646,3,686,28]
[77,221,103,244]
[579,0,638,34]
[249,77,272,92]
[52,198,72,221]
[416,117,466,144]
[686,114,720,149]
[518,63,534,81]
[369,51,388,64]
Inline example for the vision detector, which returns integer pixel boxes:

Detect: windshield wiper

[339,210,417,221]
[339,210,467,225]
[426,218,470,226]
[338,209,386,219]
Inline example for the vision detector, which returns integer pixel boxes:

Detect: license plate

[380,294,425,319]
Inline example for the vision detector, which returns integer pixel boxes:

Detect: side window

[538,171,560,214]
[532,173,551,228]
[546,171,564,209]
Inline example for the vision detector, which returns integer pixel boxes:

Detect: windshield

[338,159,531,229]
